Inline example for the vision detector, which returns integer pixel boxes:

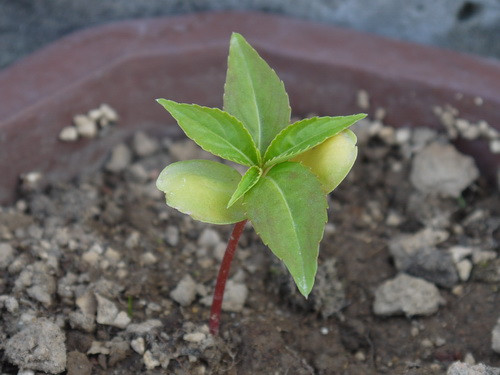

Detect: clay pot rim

[0,11,498,204]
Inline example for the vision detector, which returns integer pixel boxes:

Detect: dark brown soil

[0,120,499,375]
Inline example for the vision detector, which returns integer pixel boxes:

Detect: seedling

[156,33,365,335]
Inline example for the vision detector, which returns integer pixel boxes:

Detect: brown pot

[0,11,499,204]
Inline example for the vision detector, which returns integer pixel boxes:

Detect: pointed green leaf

[157,99,260,166]
[227,166,262,208]
[292,129,358,193]
[223,33,291,154]
[263,114,366,167]
[156,160,246,224]
[244,162,328,297]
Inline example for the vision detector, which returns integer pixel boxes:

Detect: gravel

[95,293,131,329]
[447,361,500,375]
[132,131,160,157]
[373,273,444,317]
[170,274,197,307]
[5,318,66,374]
[0,242,15,269]
[105,143,133,172]
[388,228,458,287]
[410,142,479,198]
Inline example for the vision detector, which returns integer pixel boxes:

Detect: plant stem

[209,219,247,335]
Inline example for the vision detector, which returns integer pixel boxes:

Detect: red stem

[209,219,247,335]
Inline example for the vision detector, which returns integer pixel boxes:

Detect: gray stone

[105,143,132,173]
[126,319,163,335]
[447,361,500,375]
[200,279,248,312]
[95,293,130,328]
[221,280,248,312]
[389,229,458,287]
[373,273,444,317]
[410,142,479,198]
[0,242,15,269]
[165,225,180,247]
[170,274,197,306]
[132,131,160,157]
[5,318,66,374]
[131,337,146,355]
[492,318,500,354]
[197,228,221,249]
[311,257,346,318]
[16,262,57,307]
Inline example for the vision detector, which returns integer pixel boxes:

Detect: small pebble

[463,352,475,365]
[354,351,366,362]
[421,338,434,348]
[59,126,79,142]
[132,131,159,157]
[170,275,197,307]
[74,114,98,138]
[140,252,158,265]
[105,144,132,173]
[320,327,329,335]
[183,332,206,343]
[456,259,472,281]
[143,351,160,370]
[131,337,146,355]
[357,90,370,110]
[197,228,221,249]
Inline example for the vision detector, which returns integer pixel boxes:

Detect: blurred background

[1,0,500,69]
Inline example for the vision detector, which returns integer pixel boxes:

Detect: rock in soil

[388,228,458,287]
[170,274,197,306]
[410,141,479,198]
[5,318,66,374]
[447,361,500,375]
[492,318,500,354]
[373,273,444,317]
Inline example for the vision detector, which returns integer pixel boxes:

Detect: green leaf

[227,165,262,208]
[156,99,260,166]
[263,114,366,167]
[156,160,246,224]
[244,162,328,297]
[223,32,291,154]
[292,129,358,193]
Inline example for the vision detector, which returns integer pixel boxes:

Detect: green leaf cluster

[156,33,365,296]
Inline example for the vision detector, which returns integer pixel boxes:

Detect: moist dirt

[0,117,499,375]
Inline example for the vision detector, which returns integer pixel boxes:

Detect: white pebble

[490,139,500,154]
[456,259,472,281]
[357,90,370,110]
[74,114,97,138]
[141,252,158,265]
[170,275,197,306]
[183,332,206,343]
[131,337,146,355]
[58,126,79,142]
[143,350,160,370]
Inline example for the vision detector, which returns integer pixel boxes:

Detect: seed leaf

[156,160,246,224]
[244,162,328,297]
[224,32,291,154]
[227,165,262,208]
[157,99,260,166]
[264,114,366,168]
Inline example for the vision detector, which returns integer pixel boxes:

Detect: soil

[0,117,499,375]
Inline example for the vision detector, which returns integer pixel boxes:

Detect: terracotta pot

[0,11,499,204]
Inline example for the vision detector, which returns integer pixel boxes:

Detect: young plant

[156,33,365,335]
